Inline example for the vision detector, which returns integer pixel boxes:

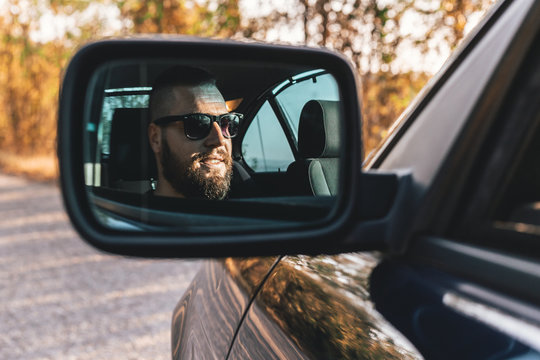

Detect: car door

[171,257,280,360]
[370,14,540,358]
[228,0,540,358]
[228,254,423,359]
[371,0,540,358]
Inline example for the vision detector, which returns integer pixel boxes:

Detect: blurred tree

[118,0,240,36]
[239,0,495,154]
[0,0,497,166]
[362,71,431,153]
[193,0,241,37]
[0,0,243,160]
[118,0,192,33]
[241,0,495,71]
[0,0,121,156]
[425,0,496,51]
[0,1,64,155]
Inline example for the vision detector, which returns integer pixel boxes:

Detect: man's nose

[204,121,227,147]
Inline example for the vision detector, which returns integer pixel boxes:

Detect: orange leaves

[0,0,498,167]
[117,0,241,37]
[361,71,431,154]
[0,33,68,155]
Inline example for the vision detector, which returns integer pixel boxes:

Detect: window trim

[239,70,337,169]
[409,236,540,312]
[242,100,296,173]
[268,97,299,159]
[450,27,540,252]
[266,70,334,161]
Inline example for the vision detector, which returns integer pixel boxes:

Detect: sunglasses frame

[153,112,243,140]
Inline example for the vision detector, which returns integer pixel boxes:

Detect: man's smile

[201,158,224,166]
[198,154,226,170]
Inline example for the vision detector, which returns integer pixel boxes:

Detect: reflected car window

[242,101,294,172]
[275,73,340,145]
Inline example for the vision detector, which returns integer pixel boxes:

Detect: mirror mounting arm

[346,170,415,254]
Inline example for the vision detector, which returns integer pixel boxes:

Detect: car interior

[83,60,343,230]
[286,99,340,196]
[496,119,540,227]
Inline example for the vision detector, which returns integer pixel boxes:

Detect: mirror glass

[83,59,344,232]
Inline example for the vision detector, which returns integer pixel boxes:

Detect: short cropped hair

[149,65,216,122]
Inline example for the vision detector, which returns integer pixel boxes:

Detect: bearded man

[147,66,240,200]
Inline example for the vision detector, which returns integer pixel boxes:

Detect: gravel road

[0,173,201,359]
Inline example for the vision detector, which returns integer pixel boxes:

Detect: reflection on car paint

[171,257,279,359]
[229,253,422,359]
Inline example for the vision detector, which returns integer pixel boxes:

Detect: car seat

[107,108,157,192]
[286,100,340,196]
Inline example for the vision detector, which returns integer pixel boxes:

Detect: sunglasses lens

[220,114,240,139]
[184,114,212,140]
[182,113,241,140]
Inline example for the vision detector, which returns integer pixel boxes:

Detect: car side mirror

[58,38,388,258]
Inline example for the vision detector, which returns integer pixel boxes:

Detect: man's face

[149,84,233,200]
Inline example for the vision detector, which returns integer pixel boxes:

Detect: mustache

[192,149,232,165]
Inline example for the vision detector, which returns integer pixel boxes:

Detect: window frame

[238,69,335,172]
[241,99,296,173]
[396,0,540,313]
[449,29,540,257]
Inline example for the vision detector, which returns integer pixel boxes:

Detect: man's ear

[148,123,162,154]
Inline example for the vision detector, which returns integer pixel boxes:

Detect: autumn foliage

[0,18,64,156]
[0,0,495,178]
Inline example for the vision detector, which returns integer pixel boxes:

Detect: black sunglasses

[153,112,242,140]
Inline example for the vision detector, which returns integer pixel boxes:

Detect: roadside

[0,172,201,359]
[0,152,58,183]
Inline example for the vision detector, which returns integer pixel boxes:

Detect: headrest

[109,108,157,181]
[297,100,341,158]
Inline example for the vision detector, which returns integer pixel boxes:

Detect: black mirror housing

[58,37,370,258]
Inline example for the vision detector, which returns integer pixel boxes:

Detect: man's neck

[154,180,185,198]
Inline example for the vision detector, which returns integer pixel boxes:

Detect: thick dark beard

[160,133,232,200]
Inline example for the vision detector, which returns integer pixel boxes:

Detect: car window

[494,123,540,229]
[479,36,540,244]
[85,89,149,188]
[242,101,294,172]
[99,92,149,156]
[462,44,540,255]
[275,72,340,145]
[241,71,341,173]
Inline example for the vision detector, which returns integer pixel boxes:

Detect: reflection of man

[148,66,240,200]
